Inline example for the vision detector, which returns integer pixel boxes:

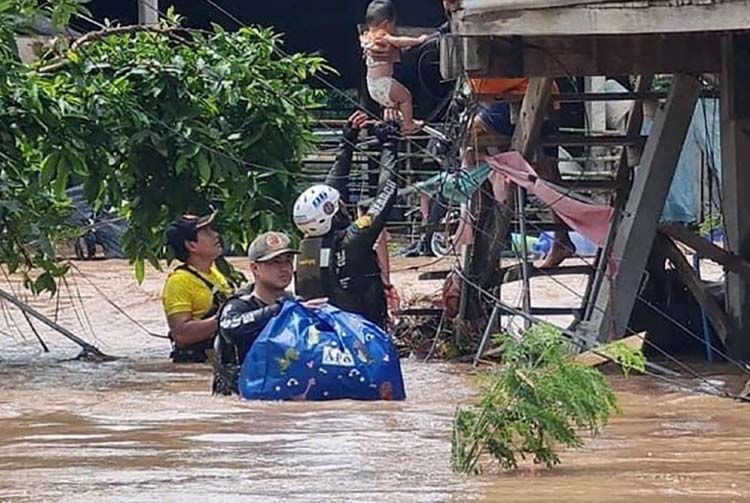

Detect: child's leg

[388,79,422,133]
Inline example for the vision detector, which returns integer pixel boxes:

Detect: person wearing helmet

[293,111,400,329]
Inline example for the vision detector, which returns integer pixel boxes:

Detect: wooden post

[440,35,489,80]
[510,78,555,158]
[721,34,750,359]
[660,235,731,346]
[584,74,701,344]
[659,223,750,282]
[460,78,553,329]
[138,0,159,25]
[511,78,554,325]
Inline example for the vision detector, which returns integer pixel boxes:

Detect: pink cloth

[485,152,614,247]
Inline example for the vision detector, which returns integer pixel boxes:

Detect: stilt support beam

[460,78,553,327]
[721,34,750,359]
[583,74,701,344]
[660,235,731,345]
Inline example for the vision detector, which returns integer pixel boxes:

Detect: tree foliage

[0,1,328,292]
[451,324,643,474]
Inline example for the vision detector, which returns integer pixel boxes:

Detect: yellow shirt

[162,265,233,319]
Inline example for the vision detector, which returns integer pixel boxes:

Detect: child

[360,0,427,134]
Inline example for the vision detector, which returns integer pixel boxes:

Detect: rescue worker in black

[212,232,326,396]
[293,111,401,329]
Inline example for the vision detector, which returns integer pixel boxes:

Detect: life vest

[296,232,387,328]
[169,265,228,364]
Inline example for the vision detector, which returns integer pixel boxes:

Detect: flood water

[1,260,749,502]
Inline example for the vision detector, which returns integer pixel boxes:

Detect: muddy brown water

[1,260,749,502]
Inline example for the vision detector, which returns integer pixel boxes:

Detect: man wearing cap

[213,231,309,395]
[163,211,233,363]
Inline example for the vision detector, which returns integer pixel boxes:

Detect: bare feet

[401,119,424,135]
[538,231,576,268]
[538,242,575,268]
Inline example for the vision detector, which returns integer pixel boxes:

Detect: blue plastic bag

[238,300,406,401]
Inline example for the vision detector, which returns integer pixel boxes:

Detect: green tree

[0,2,328,292]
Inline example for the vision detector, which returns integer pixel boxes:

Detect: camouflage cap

[247,232,298,262]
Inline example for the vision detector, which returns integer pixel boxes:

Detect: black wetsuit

[211,292,289,396]
[296,126,399,329]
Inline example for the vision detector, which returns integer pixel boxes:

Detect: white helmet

[293,184,341,237]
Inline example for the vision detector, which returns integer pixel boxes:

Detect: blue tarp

[239,300,406,401]
[641,98,721,224]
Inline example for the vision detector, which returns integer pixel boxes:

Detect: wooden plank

[477,91,719,103]
[620,75,653,168]
[462,0,619,14]
[502,264,594,283]
[721,33,750,359]
[586,74,701,343]
[395,308,444,316]
[511,221,569,231]
[461,188,515,323]
[465,33,722,77]
[658,224,750,282]
[440,34,461,80]
[416,263,595,283]
[510,78,554,156]
[472,332,647,366]
[510,78,554,325]
[493,305,581,316]
[475,133,646,148]
[524,307,581,316]
[660,235,731,345]
[455,0,750,36]
[418,270,451,281]
[555,179,619,191]
[572,334,644,368]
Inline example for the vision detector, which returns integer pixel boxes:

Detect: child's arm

[382,34,428,49]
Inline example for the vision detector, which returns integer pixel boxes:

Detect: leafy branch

[0,1,330,291]
[451,324,638,474]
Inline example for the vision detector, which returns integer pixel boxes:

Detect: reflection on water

[0,261,749,502]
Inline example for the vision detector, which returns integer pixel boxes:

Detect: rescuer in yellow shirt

[162,211,233,363]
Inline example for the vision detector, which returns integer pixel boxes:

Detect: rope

[0,267,48,351]
[68,262,169,340]
[60,276,97,343]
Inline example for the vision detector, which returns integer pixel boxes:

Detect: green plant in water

[451,323,641,474]
[599,339,647,377]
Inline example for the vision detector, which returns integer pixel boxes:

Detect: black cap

[165,211,217,261]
